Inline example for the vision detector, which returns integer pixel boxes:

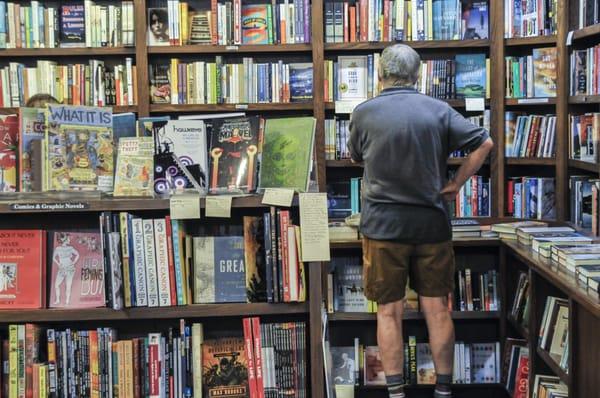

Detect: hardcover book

[363,346,385,386]
[153,119,207,195]
[533,47,558,97]
[259,117,316,192]
[243,216,267,303]
[289,63,313,102]
[0,230,46,309]
[149,64,171,104]
[208,116,259,194]
[18,108,45,192]
[332,259,368,312]
[241,5,269,44]
[471,343,498,383]
[193,236,246,303]
[147,8,170,46]
[330,346,356,385]
[60,4,85,48]
[462,1,489,39]
[455,54,487,98]
[48,231,106,309]
[0,114,18,192]
[114,137,154,197]
[189,11,212,44]
[337,56,368,101]
[202,337,249,398]
[45,105,114,192]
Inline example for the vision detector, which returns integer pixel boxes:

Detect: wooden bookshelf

[507,316,529,340]
[569,94,600,104]
[568,159,599,172]
[326,159,361,168]
[505,158,556,166]
[505,35,558,46]
[149,103,315,113]
[505,97,558,105]
[328,311,500,322]
[571,24,600,41]
[536,347,570,385]
[0,105,138,114]
[0,47,136,57]
[324,39,490,51]
[147,43,313,54]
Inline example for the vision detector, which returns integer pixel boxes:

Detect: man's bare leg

[377,299,406,397]
[420,295,455,397]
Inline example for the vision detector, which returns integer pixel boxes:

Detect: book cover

[330,346,356,385]
[462,1,488,39]
[332,259,368,312]
[241,5,268,44]
[363,346,385,386]
[416,343,436,384]
[455,54,487,98]
[112,112,137,142]
[471,343,497,383]
[0,230,45,309]
[114,137,154,197]
[106,232,124,310]
[533,47,558,98]
[337,56,368,101]
[289,63,313,102]
[208,116,259,194]
[148,8,170,46]
[0,114,18,192]
[49,231,105,309]
[259,117,315,192]
[149,64,171,104]
[202,337,249,398]
[45,105,114,192]
[193,236,246,303]
[243,216,267,303]
[189,11,212,44]
[59,4,85,47]
[18,108,45,192]
[154,119,207,195]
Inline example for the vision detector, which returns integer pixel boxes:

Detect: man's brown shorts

[362,237,455,304]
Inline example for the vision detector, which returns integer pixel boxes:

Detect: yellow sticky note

[170,194,201,220]
[205,196,233,218]
[299,193,331,262]
[261,188,295,207]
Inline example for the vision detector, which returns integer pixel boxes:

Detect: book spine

[164,216,178,306]
[170,218,186,305]
[252,318,265,398]
[279,211,290,302]
[142,219,160,307]
[243,318,258,397]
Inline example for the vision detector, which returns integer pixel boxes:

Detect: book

[59,4,85,48]
[455,54,487,98]
[416,343,436,384]
[533,47,558,97]
[363,346,385,386]
[462,1,489,40]
[243,216,267,303]
[0,230,46,309]
[241,5,269,44]
[18,108,45,192]
[113,137,154,197]
[208,116,259,194]
[289,63,313,102]
[337,56,368,101]
[45,104,114,192]
[193,236,246,303]
[149,64,171,104]
[189,11,212,44]
[259,117,315,192]
[48,231,106,309]
[330,346,356,385]
[0,113,18,192]
[202,337,249,398]
[148,8,170,46]
[332,258,368,312]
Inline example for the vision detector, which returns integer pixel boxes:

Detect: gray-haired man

[348,44,493,398]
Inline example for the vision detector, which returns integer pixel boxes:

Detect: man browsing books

[348,44,493,398]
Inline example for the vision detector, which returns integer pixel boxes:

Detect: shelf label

[262,188,295,207]
[517,98,550,104]
[170,194,201,219]
[205,195,233,218]
[9,202,90,211]
[465,98,485,111]
[235,104,249,110]
[335,100,362,114]
[566,31,574,46]
[299,193,330,262]
[226,45,239,51]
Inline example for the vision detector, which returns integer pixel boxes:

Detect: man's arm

[441,137,493,200]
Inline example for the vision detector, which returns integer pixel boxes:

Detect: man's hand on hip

[441,180,460,201]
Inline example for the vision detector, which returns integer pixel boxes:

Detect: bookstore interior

[1,0,600,397]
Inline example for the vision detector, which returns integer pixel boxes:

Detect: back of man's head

[379,44,421,88]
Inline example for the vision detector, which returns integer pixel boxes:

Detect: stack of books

[455,268,499,312]
[448,175,491,218]
[533,375,568,398]
[490,220,548,240]
[505,48,558,98]
[538,297,569,372]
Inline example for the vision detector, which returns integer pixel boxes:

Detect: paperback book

[202,337,249,398]
[18,108,45,192]
[114,137,154,197]
[0,114,18,192]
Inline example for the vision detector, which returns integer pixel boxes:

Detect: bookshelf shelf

[358,383,505,390]
[147,43,313,54]
[505,98,557,105]
[149,103,314,112]
[571,24,600,41]
[536,346,570,385]
[330,239,501,250]
[568,95,600,104]
[0,106,138,114]
[507,315,529,341]
[505,35,557,46]
[0,47,136,57]
[0,302,309,323]
[324,39,490,52]
[324,99,490,110]
[326,160,361,168]
[328,311,500,322]
[568,159,599,172]
[506,158,556,166]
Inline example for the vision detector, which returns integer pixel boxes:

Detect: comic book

[19,108,46,192]
[45,105,114,192]
[114,137,154,197]
[202,337,249,398]
[0,114,18,192]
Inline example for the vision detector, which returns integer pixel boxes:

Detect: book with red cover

[164,216,177,306]
[0,114,18,192]
[24,323,41,398]
[251,317,265,398]
[242,318,258,397]
[48,231,106,309]
[279,210,290,302]
[512,353,529,398]
[0,230,46,309]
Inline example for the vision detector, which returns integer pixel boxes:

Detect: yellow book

[427,0,433,40]
[170,58,180,105]
[119,212,132,307]
[9,325,18,398]
[39,364,48,398]
[123,340,134,398]
[406,1,412,41]
[192,323,204,398]
[181,2,189,45]
[294,225,306,302]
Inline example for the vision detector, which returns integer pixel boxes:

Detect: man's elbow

[481,137,494,152]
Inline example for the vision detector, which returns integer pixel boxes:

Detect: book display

[0,0,597,397]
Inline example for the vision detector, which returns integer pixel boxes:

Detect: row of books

[0,1,135,49]
[510,272,530,331]
[2,318,306,398]
[569,176,596,231]
[1,107,316,195]
[148,0,311,46]
[150,59,312,105]
[328,340,501,389]
[447,174,491,218]
[576,0,600,30]
[504,0,557,38]
[506,177,556,220]
[505,47,558,98]
[570,44,600,96]
[504,339,528,397]
[324,118,351,160]
[326,178,362,220]
[324,0,489,43]
[455,269,499,312]
[504,113,556,158]
[569,113,600,163]
[0,59,136,108]
[539,296,569,372]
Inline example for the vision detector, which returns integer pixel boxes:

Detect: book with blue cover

[455,54,486,98]
[60,4,85,48]
[193,236,246,303]
[462,1,489,40]
[112,113,137,142]
[289,63,313,102]
[0,1,6,48]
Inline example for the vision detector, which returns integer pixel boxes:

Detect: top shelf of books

[0,47,136,57]
[324,40,490,52]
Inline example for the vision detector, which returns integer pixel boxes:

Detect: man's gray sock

[386,373,406,398]
[434,374,452,397]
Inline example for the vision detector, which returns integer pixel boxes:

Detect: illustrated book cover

[455,54,487,98]
[0,114,18,192]
[243,216,267,303]
[60,4,85,47]
[462,1,489,40]
[45,105,114,192]
[330,346,356,385]
[208,116,259,194]
[0,230,46,309]
[241,5,269,44]
[332,258,368,312]
[363,346,385,386]
[289,63,313,102]
[114,137,154,197]
[18,108,45,192]
[202,337,249,398]
[533,47,558,97]
[149,64,171,104]
[193,236,246,303]
[147,8,170,46]
[48,231,106,309]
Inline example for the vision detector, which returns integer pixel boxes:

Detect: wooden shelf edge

[0,106,138,115]
[0,47,136,57]
[505,98,557,105]
[536,347,570,385]
[324,39,490,51]
[569,95,600,104]
[568,159,599,172]
[150,103,314,112]
[326,160,362,168]
[0,302,309,323]
[358,383,505,390]
[506,158,556,166]
[505,35,557,46]
[325,99,490,109]
[328,311,500,321]
[148,43,312,54]
[571,24,600,41]
[331,238,501,250]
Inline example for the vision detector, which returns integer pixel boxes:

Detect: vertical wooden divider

[490,0,505,217]
[135,0,150,117]
[556,0,569,221]
[309,261,325,398]
[312,0,326,192]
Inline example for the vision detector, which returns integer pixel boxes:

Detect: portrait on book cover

[148,8,169,46]
[0,263,17,294]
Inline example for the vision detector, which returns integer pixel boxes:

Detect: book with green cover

[259,117,316,192]
[455,54,486,98]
